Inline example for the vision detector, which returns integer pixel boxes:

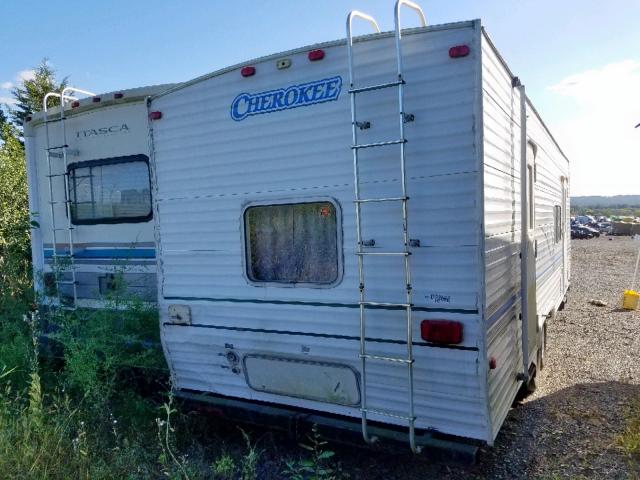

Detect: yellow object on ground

[622,290,640,310]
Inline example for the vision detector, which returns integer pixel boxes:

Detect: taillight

[148,111,162,120]
[449,45,470,58]
[241,66,256,77]
[308,49,325,61]
[71,101,80,108]
[420,320,463,344]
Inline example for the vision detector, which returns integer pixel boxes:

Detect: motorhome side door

[525,142,538,361]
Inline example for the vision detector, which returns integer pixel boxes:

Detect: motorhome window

[244,202,339,284]
[554,205,562,243]
[68,155,152,224]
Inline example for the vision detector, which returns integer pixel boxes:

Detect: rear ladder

[346,0,426,454]
[42,87,95,308]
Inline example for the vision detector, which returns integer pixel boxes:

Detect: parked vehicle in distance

[571,225,594,239]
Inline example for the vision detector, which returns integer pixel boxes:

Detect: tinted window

[245,202,339,284]
[68,155,152,224]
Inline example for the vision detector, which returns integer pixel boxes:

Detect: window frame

[241,197,344,288]
[67,154,153,225]
[554,204,562,243]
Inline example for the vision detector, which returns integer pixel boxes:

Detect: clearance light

[113,92,124,99]
[449,45,470,58]
[489,357,497,370]
[92,96,101,103]
[71,101,80,108]
[148,111,162,120]
[241,66,256,77]
[308,49,325,61]
[420,320,463,344]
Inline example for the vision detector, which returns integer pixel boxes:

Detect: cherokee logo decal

[230,76,342,121]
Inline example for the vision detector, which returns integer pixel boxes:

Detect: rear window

[68,155,152,224]
[244,201,339,284]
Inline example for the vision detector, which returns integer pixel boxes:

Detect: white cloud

[548,60,640,196]
[16,69,36,82]
[0,96,17,105]
[0,81,13,90]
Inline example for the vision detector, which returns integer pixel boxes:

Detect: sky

[1,0,639,196]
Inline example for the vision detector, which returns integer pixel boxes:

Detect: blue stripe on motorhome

[486,294,518,327]
[44,248,156,259]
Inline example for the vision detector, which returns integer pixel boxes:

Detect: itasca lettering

[230,76,342,121]
[76,124,130,138]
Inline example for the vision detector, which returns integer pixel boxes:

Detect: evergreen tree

[0,122,31,297]
[10,60,68,127]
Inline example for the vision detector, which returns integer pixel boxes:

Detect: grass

[0,264,345,479]
[618,400,640,476]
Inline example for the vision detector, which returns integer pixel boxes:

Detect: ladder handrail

[394,0,426,78]
[42,92,77,112]
[60,86,95,104]
[346,10,381,90]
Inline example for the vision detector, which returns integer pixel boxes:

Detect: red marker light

[449,45,470,58]
[308,49,325,61]
[148,111,162,120]
[71,101,80,108]
[241,66,256,77]
[113,92,124,99]
[489,357,497,370]
[92,96,101,103]
[420,320,463,344]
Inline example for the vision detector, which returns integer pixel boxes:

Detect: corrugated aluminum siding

[151,22,489,441]
[481,31,523,442]
[481,29,569,442]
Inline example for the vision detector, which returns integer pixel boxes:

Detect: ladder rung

[360,354,413,364]
[362,408,415,421]
[52,227,74,231]
[355,196,408,204]
[356,251,410,256]
[352,139,405,150]
[349,80,404,94]
[46,145,69,151]
[57,280,79,286]
[48,200,70,205]
[46,173,67,178]
[360,301,412,308]
[60,305,77,311]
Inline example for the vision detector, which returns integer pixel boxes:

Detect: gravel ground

[330,236,640,479]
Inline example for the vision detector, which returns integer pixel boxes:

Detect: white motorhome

[24,85,172,308]
[148,2,569,452]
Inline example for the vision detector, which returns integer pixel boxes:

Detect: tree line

[0,61,66,298]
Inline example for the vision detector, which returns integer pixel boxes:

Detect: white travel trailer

[148,2,569,453]
[24,85,172,308]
